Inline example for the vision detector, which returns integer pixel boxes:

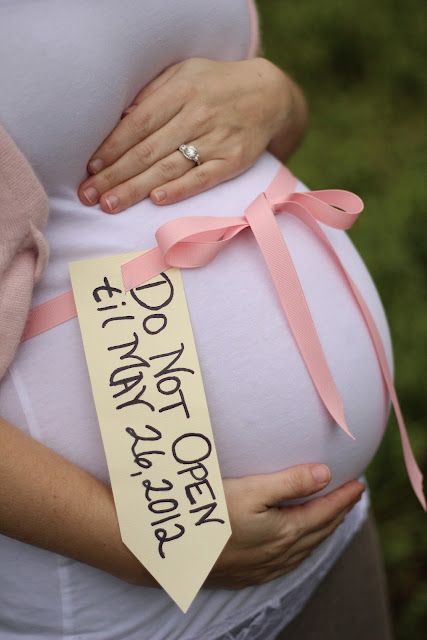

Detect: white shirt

[0,2,390,638]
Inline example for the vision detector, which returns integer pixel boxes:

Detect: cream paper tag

[69,252,231,613]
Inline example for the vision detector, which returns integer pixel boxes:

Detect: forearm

[0,416,156,587]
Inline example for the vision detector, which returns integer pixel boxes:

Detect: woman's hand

[0,413,363,590]
[78,57,307,214]
[206,464,364,590]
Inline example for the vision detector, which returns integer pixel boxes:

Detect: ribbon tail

[388,385,426,510]
[295,210,426,510]
[22,290,77,341]
[245,193,354,440]
[341,278,425,509]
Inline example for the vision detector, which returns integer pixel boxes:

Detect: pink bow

[22,166,425,510]
[121,165,425,510]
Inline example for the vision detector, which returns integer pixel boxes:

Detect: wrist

[85,480,160,588]
[249,57,295,133]
[267,74,308,162]
[259,60,308,162]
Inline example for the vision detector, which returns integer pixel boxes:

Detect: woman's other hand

[78,57,307,214]
[0,414,363,590]
[206,464,364,589]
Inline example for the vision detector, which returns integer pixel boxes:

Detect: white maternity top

[0,2,393,639]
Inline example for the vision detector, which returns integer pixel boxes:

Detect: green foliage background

[256,1,426,637]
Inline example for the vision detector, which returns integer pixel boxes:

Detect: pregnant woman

[0,1,411,639]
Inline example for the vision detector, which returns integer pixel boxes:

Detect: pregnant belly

[1,153,393,497]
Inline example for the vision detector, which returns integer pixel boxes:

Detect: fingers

[150,158,241,205]
[96,153,188,213]
[280,480,365,540]
[80,127,230,213]
[244,464,332,513]
[78,56,288,215]
[99,155,221,214]
[87,149,224,215]
[85,90,183,175]
[287,495,362,557]
[209,470,364,590]
[79,127,189,211]
[255,483,365,584]
[79,109,214,210]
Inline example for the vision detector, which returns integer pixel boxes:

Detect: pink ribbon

[22,166,425,510]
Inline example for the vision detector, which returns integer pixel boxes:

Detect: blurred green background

[256,0,426,637]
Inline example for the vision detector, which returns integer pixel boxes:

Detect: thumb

[252,464,331,510]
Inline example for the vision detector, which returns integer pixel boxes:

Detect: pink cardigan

[0,123,49,380]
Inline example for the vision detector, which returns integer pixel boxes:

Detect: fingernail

[82,186,99,204]
[104,194,120,212]
[311,465,331,485]
[153,189,166,203]
[88,158,104,174]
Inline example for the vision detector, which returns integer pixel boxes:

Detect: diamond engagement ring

[178,143,201,165]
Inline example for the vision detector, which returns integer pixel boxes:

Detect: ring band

[178,143,201,165]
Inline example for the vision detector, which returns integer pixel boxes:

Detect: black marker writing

[131,272,174,311]
[155,525,185,560]
[149,343,194,418]
[172,432,225,527]
[126,425,164,471]
[108,332,154,412]
[93,276,122,303]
